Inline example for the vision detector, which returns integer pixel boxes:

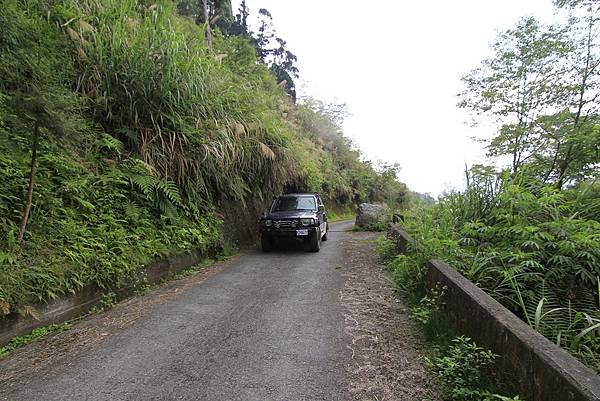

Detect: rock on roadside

[355,203,388,227]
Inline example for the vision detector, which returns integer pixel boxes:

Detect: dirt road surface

[0,221,438,401]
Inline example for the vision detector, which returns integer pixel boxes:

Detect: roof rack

[280,192,321,196]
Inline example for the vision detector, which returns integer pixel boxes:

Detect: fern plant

[395,178,600,372]
[123,158,183,215]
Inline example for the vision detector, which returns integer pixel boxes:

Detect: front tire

[261,234,273,252]
[308,229,321,252]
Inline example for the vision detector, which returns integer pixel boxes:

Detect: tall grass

[391,174,600,372]
[57,0,300,202]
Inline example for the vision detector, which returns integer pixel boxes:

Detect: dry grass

[340,232,441,401]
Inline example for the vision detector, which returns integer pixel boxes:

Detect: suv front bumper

[261,226,318,239]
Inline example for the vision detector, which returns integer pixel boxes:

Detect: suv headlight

[263,219,273,227]
[300,218,314,226]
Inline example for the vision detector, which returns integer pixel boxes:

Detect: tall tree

[195,0,234,32]
[548,0,600,187]
[201,0,213,50]
[0,3,85,242]
[253,9,299,100]
[459,18,570,177]
[178,1,299,100]
[460,5,600,187]
[229,0,250,36]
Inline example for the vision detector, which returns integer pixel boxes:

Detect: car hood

[265,210,317,219]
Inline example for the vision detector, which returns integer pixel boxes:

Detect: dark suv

[259,193,328,252]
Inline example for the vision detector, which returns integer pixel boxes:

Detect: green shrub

[403,281,521,400]
[374,236,397,262]
[426,336,502,401]
[392,178,600,372]
[412,287,450,341]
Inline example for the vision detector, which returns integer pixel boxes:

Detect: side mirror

[318,205,325,212]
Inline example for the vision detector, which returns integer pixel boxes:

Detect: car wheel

[261,234,273,252]
[309,229,321,252]
[321,223,328,241]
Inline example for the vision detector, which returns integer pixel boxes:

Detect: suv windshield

[272,196,316,212]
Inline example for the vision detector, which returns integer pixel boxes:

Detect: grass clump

[0,322,73,359]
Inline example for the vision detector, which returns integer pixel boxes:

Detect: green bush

[392,178,600,372]
[426,336,503,401]
[404,282,521,400]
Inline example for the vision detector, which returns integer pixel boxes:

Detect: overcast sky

[235,0,557,195]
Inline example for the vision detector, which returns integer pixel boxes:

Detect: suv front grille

[274,220,298,228]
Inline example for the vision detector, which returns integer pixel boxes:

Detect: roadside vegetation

[377,238,523,401]
[0,322,74,359]
[379,0,600,382]
[0,0,407,319]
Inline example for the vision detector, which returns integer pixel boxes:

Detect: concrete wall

[428,260,600,401]
[0,250,206,347]
[387,223,414,253]
[388,225,600,401]
[0,197,265,348]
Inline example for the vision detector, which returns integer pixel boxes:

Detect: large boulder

[355,203,388,227]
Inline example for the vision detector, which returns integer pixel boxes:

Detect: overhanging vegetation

[0,0,408,317]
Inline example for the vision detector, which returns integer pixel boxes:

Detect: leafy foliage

[459,2,599,188]
[427,337,523,401]
[392,173,600,372]
[438,0,600,372]
[0,0,406,315]
[396,279,522,400]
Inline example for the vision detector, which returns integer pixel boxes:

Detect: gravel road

[0,220,438,401]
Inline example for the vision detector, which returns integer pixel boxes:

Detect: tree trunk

[202,0,213,51]
[17,122,39,243]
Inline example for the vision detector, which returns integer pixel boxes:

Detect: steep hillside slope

[0,1,407,315]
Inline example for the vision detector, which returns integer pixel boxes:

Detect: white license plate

[296,229,309,236]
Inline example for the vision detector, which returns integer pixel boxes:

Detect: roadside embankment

[0,250,209,347]
[389,224,600,401]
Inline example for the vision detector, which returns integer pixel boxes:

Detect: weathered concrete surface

[388,223,414,254]
[0,285,104,347]
[355,203,387,227]
[0,222,355,401]
[428,260,600,401]
[220,198,271,247]
[0,250,207,347]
